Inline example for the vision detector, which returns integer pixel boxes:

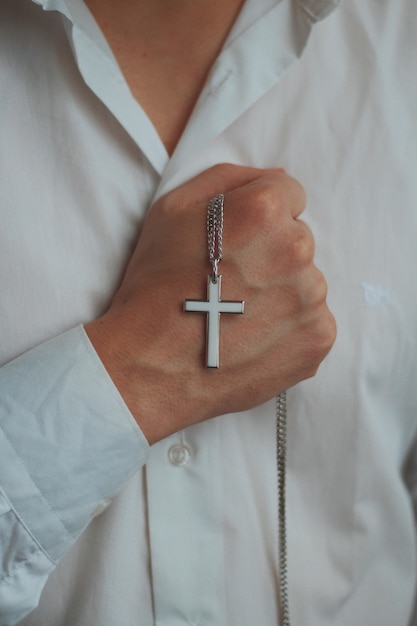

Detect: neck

[85,0,245,154]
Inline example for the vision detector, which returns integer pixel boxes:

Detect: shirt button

[168,443,191,466]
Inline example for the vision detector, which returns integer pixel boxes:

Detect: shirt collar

[162,0,342,186]
[299,0,341,21]
[31,0,340,22]
[28,0,342,179]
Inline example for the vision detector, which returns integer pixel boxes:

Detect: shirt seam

[0,486,57,574]
[0,544,54,587]
[0,426,72,549]
[298,2,320,24]
[298,0,337,23]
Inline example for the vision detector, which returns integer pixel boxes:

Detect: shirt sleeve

[0,325,149,625]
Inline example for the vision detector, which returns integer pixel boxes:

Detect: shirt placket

[145,421,227,626]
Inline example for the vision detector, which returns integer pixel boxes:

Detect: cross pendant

[184,275,244,368]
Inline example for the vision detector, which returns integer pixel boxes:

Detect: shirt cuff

[0,325,149,563]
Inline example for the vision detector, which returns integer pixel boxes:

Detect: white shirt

[1,0,417,624]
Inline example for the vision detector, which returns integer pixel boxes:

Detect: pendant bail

[211,261,219,284]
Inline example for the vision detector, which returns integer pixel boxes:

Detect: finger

[277,173,306,220]
[236,171,306,220]
[163,163,284,207]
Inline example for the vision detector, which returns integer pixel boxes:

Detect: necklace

[277,391,290,626]
[184,194,290,622]
[184,194,245,368]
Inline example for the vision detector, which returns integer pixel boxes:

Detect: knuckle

[312,309,337,356]
[285,174,307,210]
[304,363,320,380]
[286,226,315,267]
[293,178,307,208]
[321,310,337,352]
[312,269,329,304]
[251,185,281,227]
[302,308,337,376]
[210,162,236,179]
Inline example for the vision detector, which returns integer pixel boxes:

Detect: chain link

[276,391,290,626]
[207,194,224,283]
[208,194,290,623]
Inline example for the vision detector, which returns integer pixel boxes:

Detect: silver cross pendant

[184,275,245,368]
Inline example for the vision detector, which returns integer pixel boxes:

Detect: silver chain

[207,194,224,283]
[276,391,290,626]
[208,194,289,623]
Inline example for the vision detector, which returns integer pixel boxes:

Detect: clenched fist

[86,164,336,443]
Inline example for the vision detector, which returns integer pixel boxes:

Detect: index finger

[236,170,307,220]
[157,163,284,208]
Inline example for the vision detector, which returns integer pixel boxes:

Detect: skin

[86,166,336,443]
[84,1,337,444]
[85,0,245,154]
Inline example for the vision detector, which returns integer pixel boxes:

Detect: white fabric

[0,0,416,624]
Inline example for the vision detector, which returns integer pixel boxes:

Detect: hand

[85,164,336,443]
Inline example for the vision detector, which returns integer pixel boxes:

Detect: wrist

[84,303,210,444]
